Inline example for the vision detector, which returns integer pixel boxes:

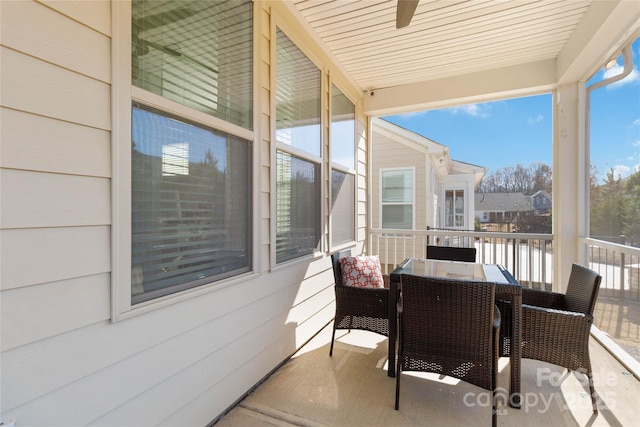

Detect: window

[275,29,322,263]
[330,84,356,246]
[132,0,253,129]
[445,189,465,228]
[128,0,253,304]
[381,169,414,229]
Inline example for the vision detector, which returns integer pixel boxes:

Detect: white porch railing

[370,227,553,290]
[582,238,640,374]
[583,237,640,301]
[369,229,640,371]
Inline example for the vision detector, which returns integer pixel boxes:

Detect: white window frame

[443,188,466,229]
[270,20,325,267]
[111,1,258,320]
[380,167,415,230]
[329,82,357,250]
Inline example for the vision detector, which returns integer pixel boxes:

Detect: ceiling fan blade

[396,0,419,29]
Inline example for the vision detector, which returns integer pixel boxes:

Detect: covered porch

[216,324,639,426]
[2,1,640,425]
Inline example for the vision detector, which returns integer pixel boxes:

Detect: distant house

[371,118,485,265]
[474,192,533,231]
[532,190,552,214]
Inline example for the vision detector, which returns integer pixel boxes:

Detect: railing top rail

[370,228,553,241]
[583,237,640,256]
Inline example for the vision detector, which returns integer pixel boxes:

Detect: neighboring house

[371,118,485,266]
[372,118,485,231]
[475,192,533,231]
[532,190,553,214]
[1,1,637,426]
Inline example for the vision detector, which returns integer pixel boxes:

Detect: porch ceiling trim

[363,58,556,116]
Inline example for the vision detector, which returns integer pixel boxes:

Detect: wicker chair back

[564,263,602,314]
[426,245,476,262]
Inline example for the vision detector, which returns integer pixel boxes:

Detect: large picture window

[330,84,356,246]
[128,0,253,304]
[381,169,414,229]
[275,29,322,263]
[131,105,251,303]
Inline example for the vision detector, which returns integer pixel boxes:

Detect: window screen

[131,104,251,303]
[132,0,253,129]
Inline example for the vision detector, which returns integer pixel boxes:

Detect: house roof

[288,1,640,116]
[475,192,532,212]
[372,117,486,184]
[532,190,552,199]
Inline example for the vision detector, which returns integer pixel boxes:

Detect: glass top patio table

[388,258,522,408]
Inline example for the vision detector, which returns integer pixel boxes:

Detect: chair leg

[395,363,401,410]
[395,322,402,410]
[588,371,598,413]
[492,328,499,427]
[329,325,336,356]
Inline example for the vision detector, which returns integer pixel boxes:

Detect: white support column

[553,83,586,291]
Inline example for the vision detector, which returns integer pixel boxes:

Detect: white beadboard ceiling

[292,0,589,88]
[289,0,640,114]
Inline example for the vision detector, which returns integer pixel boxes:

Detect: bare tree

[477,162,552,194]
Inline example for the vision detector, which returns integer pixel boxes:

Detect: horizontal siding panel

[1,267,324,411]
[1,277,317,424]
[0,226,111,290]
[159,303,334,427]
[0,170,111,229]
[40,0,112,36]
[1,0,110,83]
[0,47,111,130]
[0,274,110,351]
[0,109,111,177]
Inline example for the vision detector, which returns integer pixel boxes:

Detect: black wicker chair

[426,245,477,262]
[520,263,602,411]
[395,274,500,427]
[329,250,390,356]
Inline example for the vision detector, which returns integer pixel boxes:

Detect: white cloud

[611,164,632,179]
[528,114,544,124]
[446,103,490,118]
[603,63,640,89]
[633,119,640,127]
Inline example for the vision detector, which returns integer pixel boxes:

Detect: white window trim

[329,82,357,251]
[442,187,466,229]
[110,0,259,321]
[380,167,416,230]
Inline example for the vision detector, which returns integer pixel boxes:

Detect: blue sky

[384,38,640,182]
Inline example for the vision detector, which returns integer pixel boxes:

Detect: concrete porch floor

[215,324,639,426]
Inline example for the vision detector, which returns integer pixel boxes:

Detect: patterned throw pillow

[339,255,384,289]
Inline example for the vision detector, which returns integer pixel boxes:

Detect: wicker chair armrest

[522,288,566,309]
[336,284,389,297]
[335,284,389,312]
[522,303,591,320]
